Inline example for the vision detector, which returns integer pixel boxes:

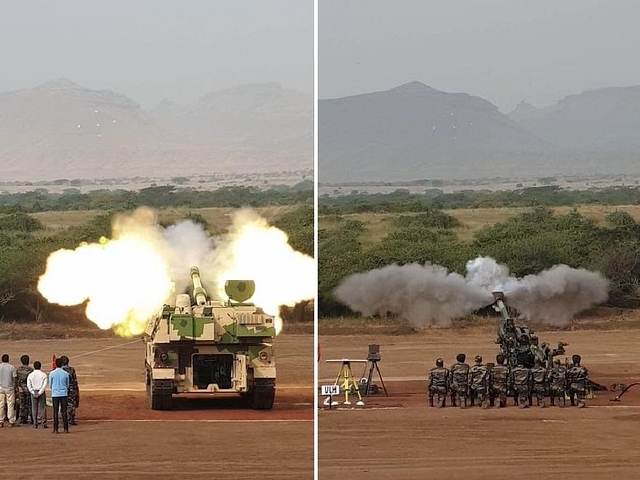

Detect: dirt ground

[0,333,313,480]
[318,328,640,480]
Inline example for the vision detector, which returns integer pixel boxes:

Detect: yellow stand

[327,359,366,406]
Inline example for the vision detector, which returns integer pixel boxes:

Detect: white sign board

[321,385,340,396]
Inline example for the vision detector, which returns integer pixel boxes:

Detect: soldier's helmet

[60,355,69,366]
[496,353,506,364]
[436,358,444,367]
[474,355,482,364]
[572,354,581,365]
[553,359,561,366]
[20,354,30,365]
[541,342,548,349]
[456,353,466,363]
[531,335,539,344]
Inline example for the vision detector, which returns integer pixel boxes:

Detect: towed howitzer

[491,290,567,369]
[143,266,277,411]
[492,290,533,367]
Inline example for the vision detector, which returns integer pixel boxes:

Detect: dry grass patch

[0,322,118,341]
[319,308,640,336]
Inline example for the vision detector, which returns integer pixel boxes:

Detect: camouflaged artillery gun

[143,266,277,410]
[491,290,568,368]
[492,290,536,367]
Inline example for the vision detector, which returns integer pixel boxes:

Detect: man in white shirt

[27,361,48,428]
[0,353,17,427]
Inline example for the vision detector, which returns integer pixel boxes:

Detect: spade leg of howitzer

[610,382,640,402]
[147,379,173,411]
[243,379,276,410]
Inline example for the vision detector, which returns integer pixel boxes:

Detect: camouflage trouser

[549,388,566,407]
[450,386,468,407]
[514,388,530,407]
[67,392,77,421]
[469,387,487,407]
[16,387,32,423]
[490,386,508,407]
[531,386,546,407]
[569,388,586,407]
[428,387,447,407]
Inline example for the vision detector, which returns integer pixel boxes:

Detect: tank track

[147,379,173,410]
[245,379,276,410]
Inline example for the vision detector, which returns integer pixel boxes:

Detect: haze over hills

[319,82,640,184]
[507,86,640,152]
[0,79,312,182]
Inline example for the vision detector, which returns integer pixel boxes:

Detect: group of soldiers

[13,354,80,426]
[427,352,590,409]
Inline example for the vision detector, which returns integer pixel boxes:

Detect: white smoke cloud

[38,207,315,337]
[335,256,609,327]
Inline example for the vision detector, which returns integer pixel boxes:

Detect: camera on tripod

[367,344,381,362]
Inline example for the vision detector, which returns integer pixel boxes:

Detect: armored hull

[143,267,277,410]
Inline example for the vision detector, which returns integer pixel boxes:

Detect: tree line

[319,206,640,317]
[320,185,640,214]
[0,183,313,213]
[0,204,313,325]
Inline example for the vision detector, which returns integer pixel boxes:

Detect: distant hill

[319,82,555,183]
[0,79,312,181]
[152,83,312,173]
[319,82,640,183]
[508,86,640,152]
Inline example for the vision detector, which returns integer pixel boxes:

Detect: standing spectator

[27,361,48,428]
[0,354,17,427]
[16,355,34,425]
[60,356,79,425]
[49,358,70,434]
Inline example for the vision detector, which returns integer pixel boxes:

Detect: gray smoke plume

[334,257,610,327]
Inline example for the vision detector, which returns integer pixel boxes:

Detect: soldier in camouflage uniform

[530,358,547,408]
[449,353,470,408]
[468,355,489,408]
[428,358,449,407]
[529,336,543,365]
[15,355,33,425]
[489,354,510,408]
[60,356,79,424]
[567,354,588,408]
[511,362,531,408]
[548,359,567,407]
[539,342,551,368]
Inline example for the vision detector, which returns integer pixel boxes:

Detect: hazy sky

[0,0,312,108]
[320,0,640,112]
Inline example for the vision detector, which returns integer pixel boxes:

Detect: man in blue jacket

[48,358,70,434]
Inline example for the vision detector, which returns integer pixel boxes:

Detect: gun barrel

[190,266,208,306]
[494,299,511,321]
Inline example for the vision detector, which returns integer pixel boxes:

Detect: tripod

[326,359,366,406]
[362,358,388,397]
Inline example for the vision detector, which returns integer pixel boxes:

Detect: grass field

[319,204,640,243]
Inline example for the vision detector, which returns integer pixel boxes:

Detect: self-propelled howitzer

[143,266,277,410]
